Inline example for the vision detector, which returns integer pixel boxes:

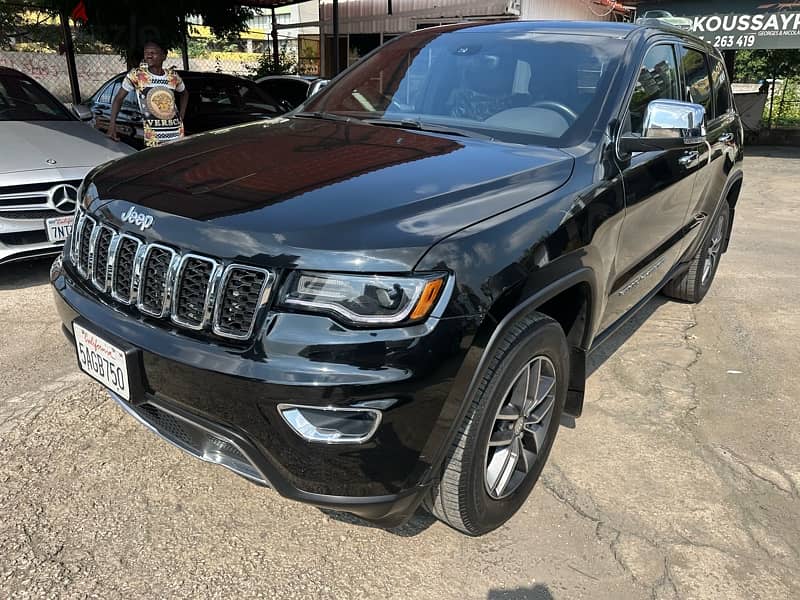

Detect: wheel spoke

[518,442,536,474]
[524,415,551,454]
[495,403,520,421]
[531,374,555,412]
[523,359,542,414]
[527,395,555,427]
[507,367,529,412]
[490,437,521,496]
[488,428,515,447]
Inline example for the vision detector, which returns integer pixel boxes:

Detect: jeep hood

[90,117,574,271]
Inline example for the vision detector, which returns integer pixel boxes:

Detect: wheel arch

[466,267,597,420]
[722,171,743,253]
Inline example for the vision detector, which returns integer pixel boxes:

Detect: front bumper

[53,262,476,526]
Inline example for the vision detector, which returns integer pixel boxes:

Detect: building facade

[318,0,629,75]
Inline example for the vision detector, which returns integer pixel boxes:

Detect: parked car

[255,74,326,110]
[52,21,743,535]
[636,10,693,31]
[85,71,285,148]
[0,67,132,266]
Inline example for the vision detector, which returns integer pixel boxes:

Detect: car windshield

[305,28,626,146]
[188,77,281,116]
[0,73,72,121]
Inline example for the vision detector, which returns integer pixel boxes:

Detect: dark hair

[143,39,168,53]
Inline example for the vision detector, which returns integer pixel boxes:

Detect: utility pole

[332,0,339,76]
[271,7,280,73]
[180,15,190,70]
[59,9,81,104]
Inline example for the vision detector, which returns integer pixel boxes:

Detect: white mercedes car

[0,67,133,265]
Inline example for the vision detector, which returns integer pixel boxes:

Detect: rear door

[677,46,738,257]
[603,42,701,329]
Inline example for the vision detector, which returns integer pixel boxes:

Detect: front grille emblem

[121,206,155,231]
[47,184,78,214]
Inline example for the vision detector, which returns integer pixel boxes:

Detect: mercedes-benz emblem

[47,184,79,214]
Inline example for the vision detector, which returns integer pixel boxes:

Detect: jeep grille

[70,209,274,341]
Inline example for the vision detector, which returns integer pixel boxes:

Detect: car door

[89,79,115,132]
[676,47,738,257]
[603,42,702,329]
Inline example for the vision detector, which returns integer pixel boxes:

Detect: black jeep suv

[51,21,743,535]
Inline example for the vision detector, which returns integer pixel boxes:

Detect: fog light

[277,404,382,444]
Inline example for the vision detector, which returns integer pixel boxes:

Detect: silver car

[0,67,133,265]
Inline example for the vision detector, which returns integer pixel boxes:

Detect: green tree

[251,46,297,78]
[0,0,58,49]
[735,49,800,128]
[735,49,800,83]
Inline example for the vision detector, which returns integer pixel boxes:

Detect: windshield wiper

[362,118,493,140]
[294,111,355,123]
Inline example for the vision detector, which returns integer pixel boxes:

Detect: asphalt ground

[1,147,798,599]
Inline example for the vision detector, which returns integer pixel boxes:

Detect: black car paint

[52,22,743,526]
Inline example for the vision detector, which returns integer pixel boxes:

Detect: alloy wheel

[484,356,557,500]
[702,213,726,285]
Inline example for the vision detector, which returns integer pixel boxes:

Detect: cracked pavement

[1,147,798,599]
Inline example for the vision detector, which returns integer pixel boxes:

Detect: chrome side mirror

[71,103,93,121]
[619,99,706,153]
[307,79,330,98]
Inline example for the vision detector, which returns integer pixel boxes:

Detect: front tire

[424,312,568,535]
[663,203,730,303]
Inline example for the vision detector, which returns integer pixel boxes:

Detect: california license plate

[46,215,73,242]
[73,322,131,401]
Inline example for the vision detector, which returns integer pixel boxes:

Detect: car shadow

[587,294,669,377]
[0,256,55,290]
[487,584,554,599]
[319,506,437,537]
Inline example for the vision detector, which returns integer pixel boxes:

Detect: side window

[709,56,731,118]
[123,89,138,110]
[680,47,712,116]
[628,45,679,134]
[97,82,113,104]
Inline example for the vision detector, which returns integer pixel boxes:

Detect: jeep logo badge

[121,206,154,231]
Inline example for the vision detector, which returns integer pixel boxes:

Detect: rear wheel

[424,312,568,535]
[663,203,730,303]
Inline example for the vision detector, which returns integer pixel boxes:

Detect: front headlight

[279,271,446,326]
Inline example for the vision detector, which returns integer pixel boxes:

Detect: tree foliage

[0,0,59,49]
[1,0,256,66]
[80,0,256,67]
[735,49,800,82]
[251,45,297,78]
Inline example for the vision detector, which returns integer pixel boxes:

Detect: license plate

[46,215,73,243]
[73,323,131,401]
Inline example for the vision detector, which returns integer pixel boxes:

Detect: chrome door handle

[678,151,699,167]
[719,133,734,143]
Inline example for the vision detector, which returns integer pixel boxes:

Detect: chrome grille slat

[213,265,273,340]
[91,226,115,291]
[171,254,220,330]
[111,234,142,305]
[76,215,96,277]
[70,211,271,341]
[137,244,178,318]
